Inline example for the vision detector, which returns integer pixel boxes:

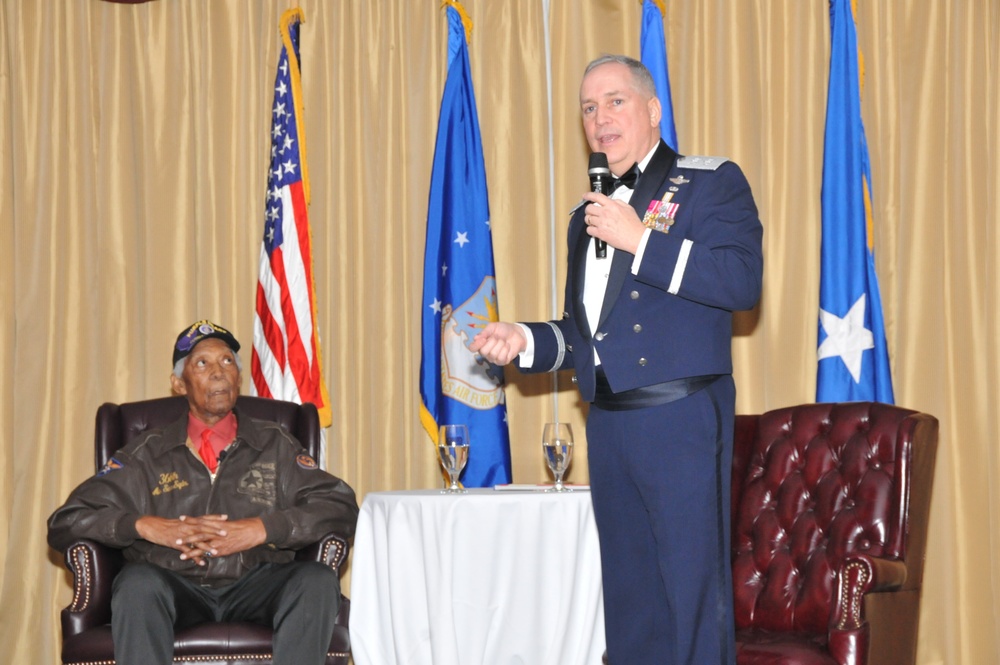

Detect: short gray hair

[172,351,243,378]
[583,54,657,99]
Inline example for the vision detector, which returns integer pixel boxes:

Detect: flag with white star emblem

[640,0,678,152]
[419,2,511,487]
[250,8,332,426]
[817,0,894,403]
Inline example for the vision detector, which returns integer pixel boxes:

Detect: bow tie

[611,163,641,193]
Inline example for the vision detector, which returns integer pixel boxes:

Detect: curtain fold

[1,1,998,662]
[0,0,14,625]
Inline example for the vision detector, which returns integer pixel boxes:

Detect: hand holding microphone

[585,153,645,257]
[587,153,612,259]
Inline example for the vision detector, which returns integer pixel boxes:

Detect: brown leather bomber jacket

[47,407,359,588]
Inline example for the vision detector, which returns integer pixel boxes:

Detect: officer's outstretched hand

[470,322,527,366]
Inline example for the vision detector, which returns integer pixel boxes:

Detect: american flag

[251,8,332,427]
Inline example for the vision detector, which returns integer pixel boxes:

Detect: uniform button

[633,324,642,333]
[566,344,573,352]
[571,375,578,384]
[594,332,606,341]
[638,358,647,366]
[630,291,640,300]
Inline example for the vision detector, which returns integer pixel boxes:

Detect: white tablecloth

[349,489,606,665]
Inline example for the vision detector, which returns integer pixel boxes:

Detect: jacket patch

[296,454,318,470]
[238,462,277,506]
[152,471,189,496]
[97,457,125,476]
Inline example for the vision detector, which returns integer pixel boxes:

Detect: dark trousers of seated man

[111,560,340,665]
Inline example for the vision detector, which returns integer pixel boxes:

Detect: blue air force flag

[419,2,512,487]
[817,0,894,403]
[640,0,678,152]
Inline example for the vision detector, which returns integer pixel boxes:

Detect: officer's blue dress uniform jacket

[521,139,763,397]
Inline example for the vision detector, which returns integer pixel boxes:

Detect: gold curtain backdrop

[1,0,998,662]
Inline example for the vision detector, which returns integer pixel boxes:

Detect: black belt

[592,369,722,411]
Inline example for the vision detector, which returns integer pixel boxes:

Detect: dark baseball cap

[172,320,241,365]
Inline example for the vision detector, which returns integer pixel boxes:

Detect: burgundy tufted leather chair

[56,395,351,665]
[731,402,938,665]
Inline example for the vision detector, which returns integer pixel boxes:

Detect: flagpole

[541,0,561,422]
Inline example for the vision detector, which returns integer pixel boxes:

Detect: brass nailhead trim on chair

[322,539,345,568]
[68,545,93,612]
[835,560,870,630]
[69,652,350,664]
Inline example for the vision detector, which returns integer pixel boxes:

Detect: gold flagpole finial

[279,7,305,32]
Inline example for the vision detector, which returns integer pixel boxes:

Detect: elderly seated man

[47,320,359,665]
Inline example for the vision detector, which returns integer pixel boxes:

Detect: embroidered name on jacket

[152,471,189,496]
[237,462,277,506]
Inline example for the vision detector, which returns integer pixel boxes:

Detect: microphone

[587,153,612,258]
[218,449,229,464]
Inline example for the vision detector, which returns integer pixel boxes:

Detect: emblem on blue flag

[440,277,506,410]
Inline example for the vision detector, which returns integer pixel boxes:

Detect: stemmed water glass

[542,423,574,492]
[438,424,470,494]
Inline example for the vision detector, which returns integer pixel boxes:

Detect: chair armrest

[827,554,908,665]
[831,554,907,631]
[295,532,351,572]
[60,539,125,638]
[296,533,353,631]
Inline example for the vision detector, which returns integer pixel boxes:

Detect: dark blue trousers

[587,376,736,665]
[111,560,340,665]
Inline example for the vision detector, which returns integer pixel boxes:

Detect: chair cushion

[736,629,838,665]
[62,622,350,664]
